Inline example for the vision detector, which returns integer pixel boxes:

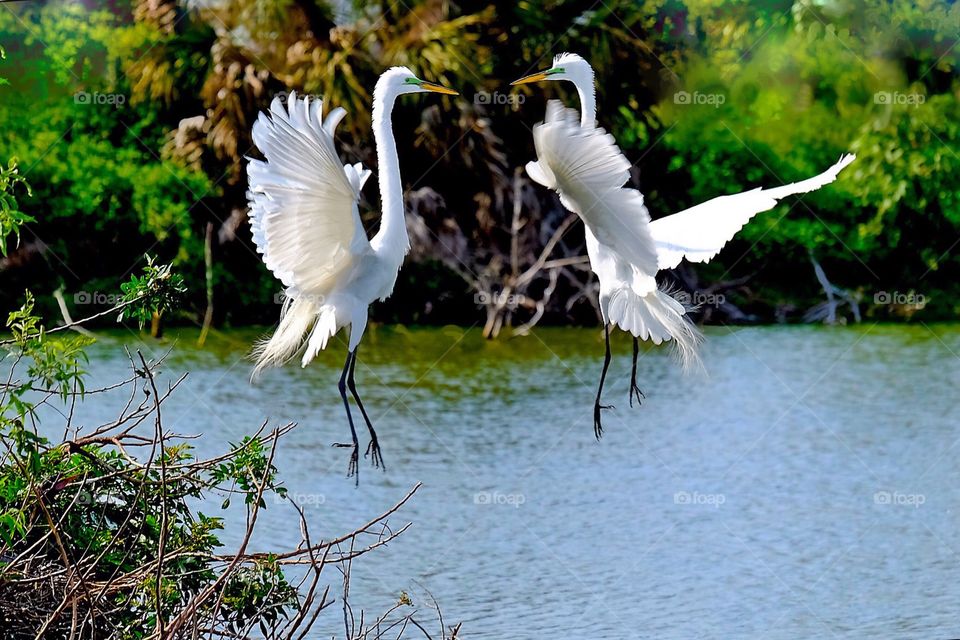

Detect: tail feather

[251,296,319,381]
[607,287,703,371]
[301,306,338,367]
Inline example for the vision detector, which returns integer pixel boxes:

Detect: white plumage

[247,93,375,377]
[246,70,458,478]
[526,102,698,367]
[248,97,368,298]
[650,154,857,270]
[512,53,855,436]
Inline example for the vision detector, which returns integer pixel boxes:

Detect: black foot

[332,442,360,483]
[629,383,645,408]
[593,403,613,439]
[365,436,386,470]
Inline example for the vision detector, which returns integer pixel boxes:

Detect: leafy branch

[0,158,34,258]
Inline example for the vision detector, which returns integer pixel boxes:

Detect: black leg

[629,337,645,408]
[347,347,385,470]
[332,349,360,483]
[593,324,614,439]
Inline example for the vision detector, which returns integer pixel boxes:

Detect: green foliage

[220,557,297,635]
[0,158,34,257]
[1,0,958,324]
[0,404,295,636]
[213,436,287,509]
[0,282,304,637]
[3,292,91,421]
[642,0,960,314]
[0,1,213,317]
[0,257,182,430]
[117,256,187,328]
[847,94,960,267]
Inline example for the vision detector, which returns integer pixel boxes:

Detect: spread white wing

[527,101,659,278]
[650,154,856,270]
[247,92,372,296]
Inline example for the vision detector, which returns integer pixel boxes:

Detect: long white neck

[371,92,409,260]
[574,77,597,128]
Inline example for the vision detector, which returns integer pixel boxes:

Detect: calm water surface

[53,325,960,639]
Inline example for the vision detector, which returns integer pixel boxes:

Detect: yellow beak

[510,71,550,86]
[420,81,459,96]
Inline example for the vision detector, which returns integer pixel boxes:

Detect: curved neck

[371,93,409,259]
[572,76,596,128]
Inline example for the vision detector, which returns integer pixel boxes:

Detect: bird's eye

[403,77,421,85]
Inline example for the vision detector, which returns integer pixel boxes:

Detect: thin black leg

[629,337,645,408]
[332,349,360,483]
[593,324,614,439]
[347,347,385,470]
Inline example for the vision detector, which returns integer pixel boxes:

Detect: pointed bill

[510,71,550,86]
[420,81,458,96]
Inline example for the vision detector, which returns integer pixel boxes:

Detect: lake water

[51,324,960,638]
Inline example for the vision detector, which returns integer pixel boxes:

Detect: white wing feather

[529,101,658,277]
[650,154,856,270]
[526,101,700,367]
[247,92,371,296]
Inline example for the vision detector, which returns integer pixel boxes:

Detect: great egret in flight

[512,53,855,438]
[247,68,457,478]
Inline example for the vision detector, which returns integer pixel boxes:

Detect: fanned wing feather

[650,154,856,270]
[530,101,658,276]
[247,92,370,296]
[528,101,700,368]
[343,161,372,192]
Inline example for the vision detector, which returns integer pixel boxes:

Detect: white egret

[512,53,855,437]
[246,69,457,478]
